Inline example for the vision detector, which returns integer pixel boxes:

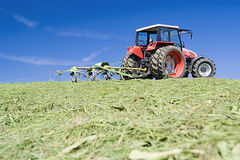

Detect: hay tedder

[57,24,216,82]
[56,62,147,82]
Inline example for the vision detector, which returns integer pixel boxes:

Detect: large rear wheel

[150,46,186,79]
[121,54,141,79]
[192,58,216,78]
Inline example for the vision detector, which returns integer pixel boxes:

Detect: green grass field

[1,78,240,160]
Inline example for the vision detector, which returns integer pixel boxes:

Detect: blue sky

[0,0,240,83]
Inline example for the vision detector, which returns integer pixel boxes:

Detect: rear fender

[127,46,143,59]
[146,41,174,51]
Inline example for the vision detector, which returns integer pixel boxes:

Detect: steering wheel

[138,40,146,46]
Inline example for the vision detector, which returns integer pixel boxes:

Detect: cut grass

[0,78,240,159]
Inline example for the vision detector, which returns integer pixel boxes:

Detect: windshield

[137,32,148,46]
[137,32,157,46]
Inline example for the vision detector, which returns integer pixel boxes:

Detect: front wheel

[192,58,216,78]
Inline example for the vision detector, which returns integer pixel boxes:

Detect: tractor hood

[182,48,197,59]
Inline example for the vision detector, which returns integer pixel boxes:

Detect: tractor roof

[136,24,179,32]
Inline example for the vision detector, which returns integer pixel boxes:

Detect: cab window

[149,33,157,43]
[137,32,147,46]
[161,28,169,41]
[170,29,180,47]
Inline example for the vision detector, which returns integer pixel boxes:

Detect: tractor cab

[135,24,192,49]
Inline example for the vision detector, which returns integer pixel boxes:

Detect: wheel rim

[166,51,185,78]
[198,63,212,77]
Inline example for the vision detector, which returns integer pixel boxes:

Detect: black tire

[150,46,186,79]
[183,72,189,78]
[183,66,189,78]
[192,58,216,78]
[121,54,141,80]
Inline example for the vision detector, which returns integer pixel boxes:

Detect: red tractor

[121,24,216,79]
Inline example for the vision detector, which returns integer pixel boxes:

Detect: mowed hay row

[0,78,240,159]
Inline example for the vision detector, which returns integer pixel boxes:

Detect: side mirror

[189,32,192,40]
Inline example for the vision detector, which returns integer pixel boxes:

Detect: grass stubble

[0,78,240,159]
